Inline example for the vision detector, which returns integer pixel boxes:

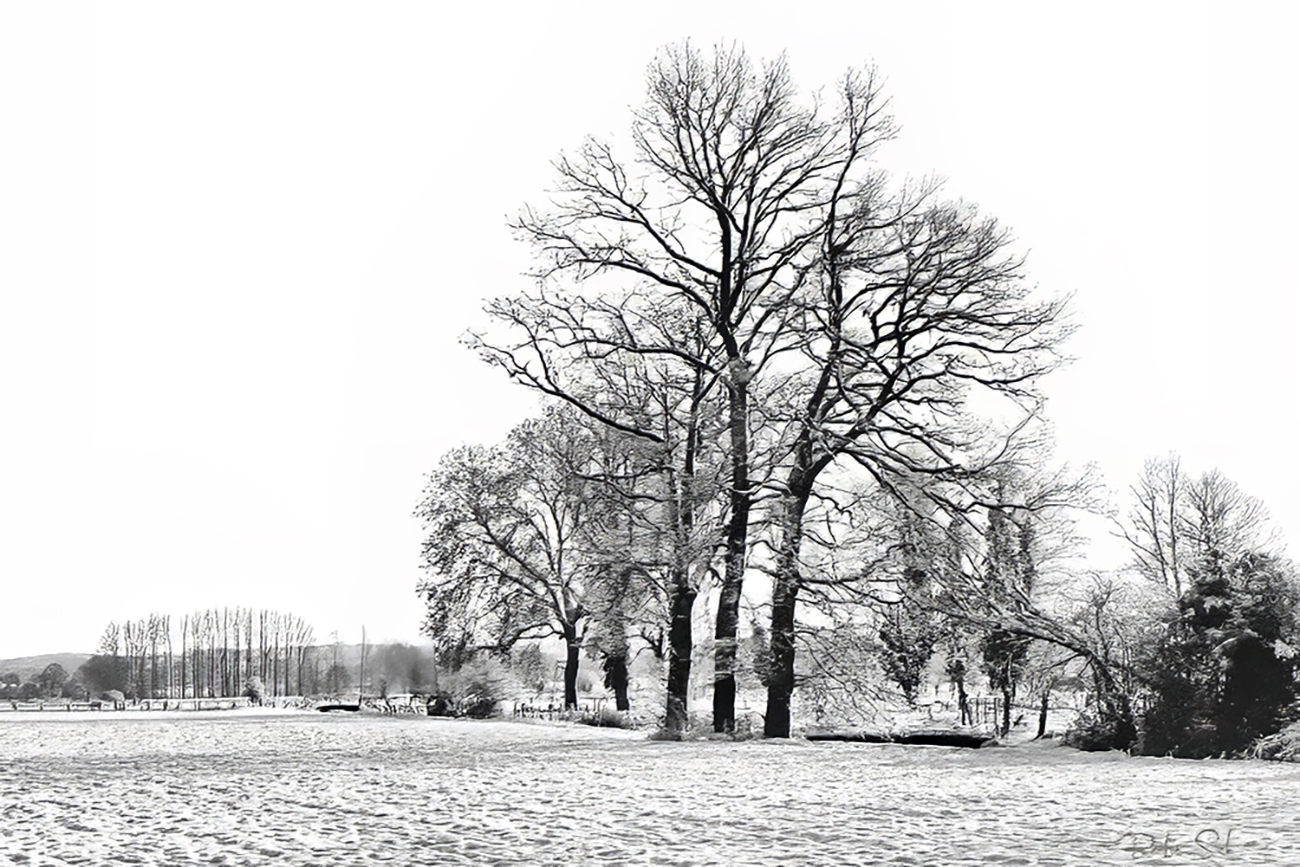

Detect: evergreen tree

[978,502,1035,735]
[1141,550,1299,756]
[878,567,943,708]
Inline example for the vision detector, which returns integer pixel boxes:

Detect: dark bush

[426,693,455,717]
[460,693,497,719]
[243,676,266,704]
[1251,721,1300,762]
[1065,706,1132,752]
[1138,552,1300,757]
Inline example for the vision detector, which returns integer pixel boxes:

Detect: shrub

[460,692,497,719]
[1251,721,1300,762]
[1064,706,1131,752]
[577,706,630,729]
[243,676,266,704]
[441,655,506,719]
[426,692,455,717]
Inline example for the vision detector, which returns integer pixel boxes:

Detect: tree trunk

[664,580,696,736]
[712,580,741,733]
[1036,689,1050,739]
[604,654,630,712]
[564,635,580,710]
[180,619,188,700]
[764,573,798,737]
[232,612,241,696]
[1001,684,1013,736]
[764,483,811,738]
[1090,658,1138,750]
[713,372,751,733]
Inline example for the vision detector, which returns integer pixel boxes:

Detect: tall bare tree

[179,612,189,698]
[758,181,1071,736]
[292,617,315,696]
[1119,455,1275,599]
[476,43,907,732]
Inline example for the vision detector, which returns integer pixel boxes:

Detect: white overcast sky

[1,3,1296,658]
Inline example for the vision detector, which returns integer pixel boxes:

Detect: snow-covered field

[2,710,1297,865]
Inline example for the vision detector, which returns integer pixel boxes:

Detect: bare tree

[122,619,148,700]
[549,318,726,733]
[1119,455,1276,599]
[278,614,309,697]
[190,610,207,698]
[931,469,1140,749]
[231,607,242,694]
[207,609,220,697]
[269,611,283,699]
[161,613,173,699]
[258,609,272,688]
[292,617,315,696]
[222,608,233,697]
[179,612,189,698]
[416,407,601,709]
[759,180,1071,736]
[1183,468,1274,564]
[244,610,254,693]
[566,427,663,715]
[98,621,120,657]
[1120,455,1185,596]
[477,43,910,732]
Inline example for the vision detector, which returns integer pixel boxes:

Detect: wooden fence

[1,697,252,713]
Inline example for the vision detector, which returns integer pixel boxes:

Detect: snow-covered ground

[2,712,1296,865]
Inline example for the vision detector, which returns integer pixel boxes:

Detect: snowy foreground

[2,711,1297,865]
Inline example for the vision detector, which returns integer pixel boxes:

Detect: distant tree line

[81,609,316,700]
[1,663,84,702]
[68,611,441,705]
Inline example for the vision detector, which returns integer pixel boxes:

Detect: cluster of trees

[416,42,1299,754]
[418,41,1062,736]
[82,609,317,700]
[4,620,442,708]
[1,664,85,702]
[77,610,441,704]
[1117,457,1299,756]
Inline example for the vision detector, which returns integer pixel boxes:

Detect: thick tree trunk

[713,372,751,734]
[1036,689,1050,739]
[564,636,581,710]
[764,484,811,738]
[603,654,630,712]
[1000,685,1013,736]
[713,578,742,733]
[764,573,799,737]
[665,580,696,735]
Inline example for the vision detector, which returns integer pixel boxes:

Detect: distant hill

[0,653,93,683]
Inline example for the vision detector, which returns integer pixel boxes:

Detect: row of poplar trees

[417,42,1091,739]
[92,608,315,700]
